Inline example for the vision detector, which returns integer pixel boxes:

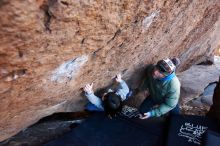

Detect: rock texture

[0,0,220,141]
[178,56,220,115]
[178,56,220,104]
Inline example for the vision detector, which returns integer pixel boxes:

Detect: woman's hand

[83,83,94,94]
[115,74,122,83]
[139,112,151,119]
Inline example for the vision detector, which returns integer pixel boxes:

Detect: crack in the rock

[40,2,52,33]
[44,7,52,33]
[60,1,69,6]
[92,48,102,57]
[107,29,121,44]
[81,38,85,44]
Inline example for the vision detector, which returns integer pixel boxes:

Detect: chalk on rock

[51,55,88,83]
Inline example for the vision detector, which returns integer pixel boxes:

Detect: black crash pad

[204,130,220,146]
[44,113,166,146]
[166,115,220,146]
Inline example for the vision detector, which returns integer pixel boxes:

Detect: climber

[83,74,130,116]
[138,57,181,119]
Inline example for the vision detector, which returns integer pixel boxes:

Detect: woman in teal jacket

[139,58,181,119]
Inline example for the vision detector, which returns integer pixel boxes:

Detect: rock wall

[177,56,220,115]
[0,0,220,141]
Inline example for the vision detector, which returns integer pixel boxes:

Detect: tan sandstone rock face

[0,0,220,141]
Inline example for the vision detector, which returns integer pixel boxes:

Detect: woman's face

[152,68,165,79]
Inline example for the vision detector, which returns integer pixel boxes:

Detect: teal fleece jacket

[140,65,181,117]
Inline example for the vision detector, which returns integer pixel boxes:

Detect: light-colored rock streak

[51,55,88,83]
[142,10,160,32]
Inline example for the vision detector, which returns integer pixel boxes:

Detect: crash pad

[166,115,220,146]
[44,113,166,146]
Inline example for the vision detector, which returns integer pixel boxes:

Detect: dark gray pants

[139,96,180,115]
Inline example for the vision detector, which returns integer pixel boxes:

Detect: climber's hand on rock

[115,74,122,83]
[84,83,94,94]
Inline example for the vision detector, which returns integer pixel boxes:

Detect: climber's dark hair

[103,92,122,117]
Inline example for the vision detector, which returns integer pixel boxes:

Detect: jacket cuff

[85,92,94,96]
[149,110,155,117]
